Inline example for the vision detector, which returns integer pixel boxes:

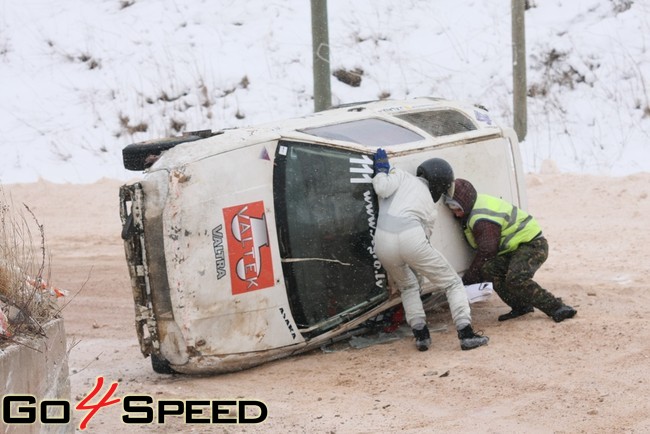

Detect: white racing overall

[372,168,471,330]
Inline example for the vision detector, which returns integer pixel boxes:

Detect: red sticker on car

[223,201,274,295]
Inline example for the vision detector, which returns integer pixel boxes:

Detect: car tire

[122,130,219,171]
[150,353,176,374]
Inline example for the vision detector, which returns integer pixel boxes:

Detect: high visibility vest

[464,194,542,255]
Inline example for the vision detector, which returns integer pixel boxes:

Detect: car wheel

[150,353,176,374]
[122,130,219,171]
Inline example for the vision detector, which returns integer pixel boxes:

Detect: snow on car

[119,97,527,374]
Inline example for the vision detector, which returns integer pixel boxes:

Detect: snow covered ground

[1,0,648,183]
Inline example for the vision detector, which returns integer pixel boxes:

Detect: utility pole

[310,0,332,112]
[512,0,527,141]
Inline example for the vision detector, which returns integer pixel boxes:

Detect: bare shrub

[159,90,187,102]
[219,76,250,97]
[611,0,633,14]
[199,80,211,108]
[77,52,101,70]
[118,113,148,135]
[170,118,186,132]
[528,48,588,97]
[0,35,10,59]
[0,190,62,346]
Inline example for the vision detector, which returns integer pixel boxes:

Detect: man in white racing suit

[371,148,488,351]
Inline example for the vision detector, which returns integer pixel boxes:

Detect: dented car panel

[120,97,528,374]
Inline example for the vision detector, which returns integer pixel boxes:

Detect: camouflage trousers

[480,237,562,315]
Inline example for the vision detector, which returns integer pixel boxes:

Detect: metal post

[512,0,527,141]
[310,0,332,112]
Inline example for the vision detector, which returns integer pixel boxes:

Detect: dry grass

[0,188,60,346]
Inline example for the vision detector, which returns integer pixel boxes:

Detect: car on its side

[119,97,527,374]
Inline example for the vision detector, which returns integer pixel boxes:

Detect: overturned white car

[119,97,527,374]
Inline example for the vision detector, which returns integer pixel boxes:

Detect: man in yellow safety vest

[444,178,576,323]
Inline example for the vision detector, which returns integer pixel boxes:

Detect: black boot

[551,305,577,322]
[412,324,431,351]
[498,305,534,322]
[457,325,489,351]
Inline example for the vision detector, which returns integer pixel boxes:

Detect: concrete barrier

[0,318,72,434]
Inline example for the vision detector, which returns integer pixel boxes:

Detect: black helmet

[416,158,454,202]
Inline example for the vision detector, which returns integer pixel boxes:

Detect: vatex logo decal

[223,201,274,295]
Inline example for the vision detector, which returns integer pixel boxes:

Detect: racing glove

[373,148,390,175]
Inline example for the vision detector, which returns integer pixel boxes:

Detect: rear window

[396,109,477,137]
[299,118,424,147]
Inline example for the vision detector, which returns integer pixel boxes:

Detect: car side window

[299,118,424,147]
[273,141,388,334]
[396,109,477,137]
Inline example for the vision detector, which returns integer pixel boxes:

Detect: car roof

[150,96,501,170]
[253,96,489,132]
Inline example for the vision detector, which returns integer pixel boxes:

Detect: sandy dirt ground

[4,171,650,433]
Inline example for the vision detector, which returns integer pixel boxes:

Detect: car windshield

[273,141,388,335]
[299,118,424,147]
